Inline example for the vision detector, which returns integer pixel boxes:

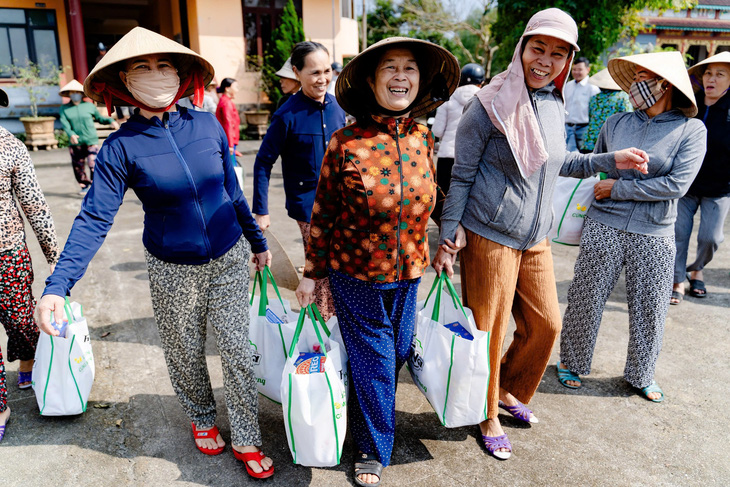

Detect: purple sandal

[17,371,32,390]
[0,417,8,443]
[499,400,539,424]
[482,434,512,460]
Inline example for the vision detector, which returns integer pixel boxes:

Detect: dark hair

[218,78,236,93]
[670,84,694,113]
[291,41,329,71]
[574,57,590,67]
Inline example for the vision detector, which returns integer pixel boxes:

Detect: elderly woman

[296,37,459,486]
[672,52,730,304]
[58,79,119,193]
[432,8,650,460]
[36,28,274,478]
[557,52,707,403]
[0,87,59,442]
[253,41,346,321]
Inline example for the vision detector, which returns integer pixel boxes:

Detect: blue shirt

[252,91,346,222]
[44,108,266,297]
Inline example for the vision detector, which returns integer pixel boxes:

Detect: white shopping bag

[281,306,347,467]
[248,266,296,403]
[548,175,600,246]
[307,304,348,397]
[233,165,245,189]
[408,273,490,428]
[33,299,95,416]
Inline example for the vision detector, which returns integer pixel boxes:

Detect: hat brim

[59,79,85,98]
[0,88,8,108]
[275,67,296,80]
[83,27,214,106]
[335,37,460,119]
[588,68,621,91]
[523,26,580,52]
[608,51,697,117]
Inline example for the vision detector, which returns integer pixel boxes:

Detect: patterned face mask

[628,78,667,111]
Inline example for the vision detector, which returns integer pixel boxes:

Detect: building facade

[0,0,359,127]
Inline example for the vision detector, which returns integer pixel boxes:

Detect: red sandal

[233,448,275,479]
[191,422,224,455]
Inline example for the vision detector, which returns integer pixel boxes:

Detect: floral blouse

[583,90,632,152]
[0,126,59,264]
[304,116,436,283]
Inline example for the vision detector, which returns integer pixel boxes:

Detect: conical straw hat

[59,79,85,97]
[83,27,214,106]
[335,36,460,118]
[588,68,621,91]
[687,51,730,91]
[275,58,296,80]
[608,51,697,117]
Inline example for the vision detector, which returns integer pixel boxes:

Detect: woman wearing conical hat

[672,52,730,304]
[58,79,119,194]
[36,27,274,478]
[558,51,707,403]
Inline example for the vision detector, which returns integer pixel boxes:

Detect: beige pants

[461,230,561,419]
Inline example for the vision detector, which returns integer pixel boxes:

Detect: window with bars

[243,0,303,60]
[0,8,61,78]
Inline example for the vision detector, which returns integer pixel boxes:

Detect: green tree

[365,0,403,45]
[491,0,695,74]
[262,0,305,106]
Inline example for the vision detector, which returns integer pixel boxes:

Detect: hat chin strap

[92,70,204,115]
[374,100,417,117]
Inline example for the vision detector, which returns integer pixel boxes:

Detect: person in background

[37,27,274,478]
[327,61,342,95]
[672,52,730,304]
[216,78,241,164]
[95,42,107,66]
[432,8,650,460]
[297,36,459,486]
[0,87,60,443]
[558,52,706,402]
[431,62,484,224]
[253,41,346,321]
[275,57,301,110]
[564,56,600,152]
[58,79,119,194]
[582,68,632,153]
[177,79,217,113]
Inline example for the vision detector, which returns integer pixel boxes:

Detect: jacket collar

[369,115,418,135]
[294,90,334,110]
[634,108,687,123]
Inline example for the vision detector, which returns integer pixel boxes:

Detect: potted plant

[1,61,63,150]
[244,55,272,139]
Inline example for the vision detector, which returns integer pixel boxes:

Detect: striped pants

[145,237,261,446]
[560,218,674,388]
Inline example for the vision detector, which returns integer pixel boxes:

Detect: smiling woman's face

[521,35,571,90]
[368,48,420,114]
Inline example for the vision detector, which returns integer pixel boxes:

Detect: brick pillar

[66,0,89,80]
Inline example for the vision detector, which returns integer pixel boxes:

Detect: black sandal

[688,279,707,298]
[354,452,383,487]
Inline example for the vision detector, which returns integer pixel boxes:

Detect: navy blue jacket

[689,91,730,198]
[44,108,267,298]
[252,91,346,222]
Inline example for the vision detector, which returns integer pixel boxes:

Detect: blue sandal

[17,371,32,390]
[556,361,581,389]
[640,381,664,403]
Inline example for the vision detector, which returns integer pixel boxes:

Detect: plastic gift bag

[281,305,347,467]
[248,265,295,403]
[33,299,95,416]
[548,175,600,246]
[408,273,490,428]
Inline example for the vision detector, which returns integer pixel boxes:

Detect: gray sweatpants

[560,218,674,389]
[673,193,730,284]
[145,237,261,446]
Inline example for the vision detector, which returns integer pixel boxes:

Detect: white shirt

[563,77,600,124]
[327,74,339,95]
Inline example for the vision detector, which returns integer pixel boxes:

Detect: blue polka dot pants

[328,270,420,468]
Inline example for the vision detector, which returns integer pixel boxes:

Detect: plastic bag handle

[64,296,76,323]
[250,265,288,317]
[287,305,330,358]
[309,302,332,337]
[429,273,468,323]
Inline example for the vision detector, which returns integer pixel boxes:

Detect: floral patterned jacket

[304,116,436,283]
[0,126,59,263]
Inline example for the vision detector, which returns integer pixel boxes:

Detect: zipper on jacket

[522,91,548,250]
[163,116,213,260]
[394,118,404,280]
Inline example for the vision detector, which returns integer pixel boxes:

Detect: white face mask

[124,68,181,108]
[70,93,83,102]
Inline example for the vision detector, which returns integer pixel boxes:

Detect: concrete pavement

[0,144,728,486]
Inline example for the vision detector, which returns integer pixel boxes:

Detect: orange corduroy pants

[460,229,562,419]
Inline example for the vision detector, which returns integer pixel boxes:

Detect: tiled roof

[696,0,730,6]
[646,17,730,31]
